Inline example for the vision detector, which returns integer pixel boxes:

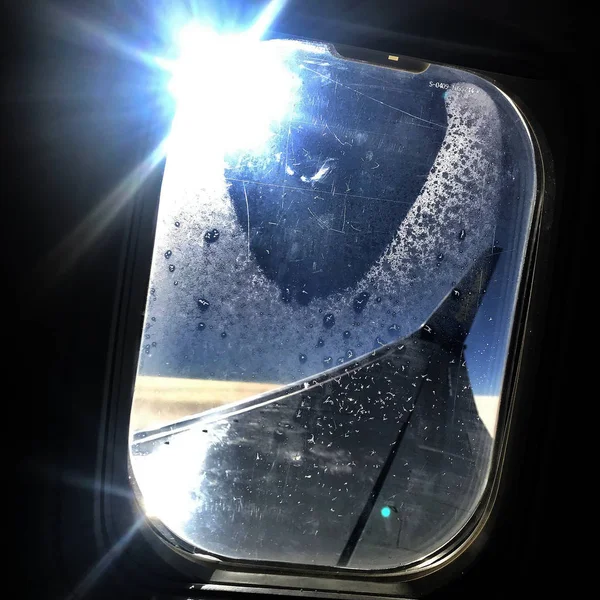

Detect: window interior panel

[129,38,537,570]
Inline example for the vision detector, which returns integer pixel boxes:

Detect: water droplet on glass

[204,228,220,243]
[323,313,335,329]
[437,252,444,260]
[198,322,206,331]
[343,330,351,339]
[388,324,399,333]
[299,353,307,363]
[346,349,355,360]
[353,292,370,313]
[323,356,333,366]
[316,338,324,347]
[458,229,466,241]
[164,250,172,259]
[173,280,179,286]
[375,297,382,303]
[197,298,210,312]
[336,357,345,365]
[168,264,176,272]
[174,221,180,228]
[151,317,156,322]
[151,341,157,347]
[221,331,227,339]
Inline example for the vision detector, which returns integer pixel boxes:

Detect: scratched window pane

[130,39,536,569]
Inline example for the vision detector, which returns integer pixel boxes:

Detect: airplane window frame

[95,41,554,599]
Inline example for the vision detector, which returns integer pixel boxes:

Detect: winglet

[418,248,501,352]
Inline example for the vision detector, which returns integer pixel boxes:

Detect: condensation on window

[129,39,536,569]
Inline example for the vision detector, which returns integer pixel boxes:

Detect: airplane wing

[131,250,498,568]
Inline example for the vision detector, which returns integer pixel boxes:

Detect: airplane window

[129,37,536,569]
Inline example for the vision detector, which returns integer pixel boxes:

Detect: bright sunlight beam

[164,6,299,162]
[36,140,167,291]
[33,1,290,292]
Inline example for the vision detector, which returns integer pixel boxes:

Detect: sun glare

[165,24,299,163]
